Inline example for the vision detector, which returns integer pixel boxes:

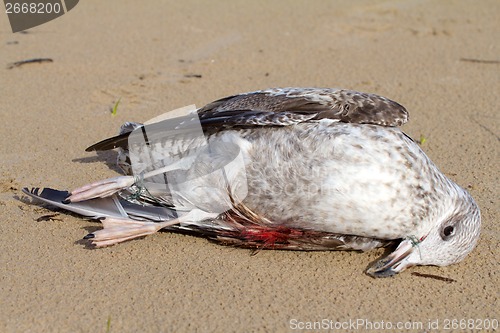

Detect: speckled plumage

[24,87,481,277]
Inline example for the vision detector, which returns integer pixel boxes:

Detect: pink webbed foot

[84,217,181,247]
[66,176,135,203]
[83,209,219,247]
[66,154,199,203]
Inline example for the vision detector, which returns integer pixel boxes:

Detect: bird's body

[225,122,435,239]
[24,87,481,277]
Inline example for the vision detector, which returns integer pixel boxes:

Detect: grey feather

[22,187,177,221]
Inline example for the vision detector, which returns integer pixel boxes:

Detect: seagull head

[367,187,481,277]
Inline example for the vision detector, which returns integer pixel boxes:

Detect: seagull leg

[85,217,181,247]
[66,176,135,202]
[66,154,198,203]
[84,209,219,247]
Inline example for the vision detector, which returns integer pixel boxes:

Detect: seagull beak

[366,238,417,277]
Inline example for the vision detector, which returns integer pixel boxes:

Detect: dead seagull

[23,87,481,277]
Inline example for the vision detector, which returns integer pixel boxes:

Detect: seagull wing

[86,87,408,151]
[197,87,408,128]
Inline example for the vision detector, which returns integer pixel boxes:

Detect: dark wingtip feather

[85,132,130,152]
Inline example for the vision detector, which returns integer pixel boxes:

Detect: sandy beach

[1,0,498,332]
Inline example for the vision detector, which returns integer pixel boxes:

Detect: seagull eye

[443,226,455,238]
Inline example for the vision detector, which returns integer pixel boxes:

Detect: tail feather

[22,187,177,221]
[85,132,130,151]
